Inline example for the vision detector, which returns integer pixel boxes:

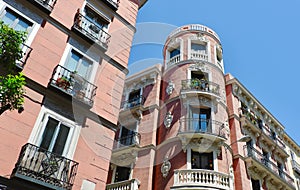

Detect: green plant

[0,73,26,115]
[191,78,200,89]
[0,21,27,115]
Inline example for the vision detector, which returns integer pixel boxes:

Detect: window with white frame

[84,6,109,31]
[0,7,33,33]
[64,49,93,80]
[190,41,207,61]
[38,115,74,156]
[114,166,131,183]
[191,151,213,170]
[119,123,139,146]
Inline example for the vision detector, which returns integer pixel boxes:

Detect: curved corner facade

[155,24,231,190]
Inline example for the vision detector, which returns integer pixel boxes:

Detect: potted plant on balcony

[191,78,200,89]
[56,76,71,90]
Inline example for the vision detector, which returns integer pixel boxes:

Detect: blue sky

[128,0,300,144]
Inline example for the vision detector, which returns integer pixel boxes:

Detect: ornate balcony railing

[190,51,208,61]
[73,13,111,49]
[50,65,97,106]
[27,0,57,12]
[115,133,141,147]
[240,107,286,150]
[16,43,33,69]
[106,179,140,190]
[181,79,220,96]
[292,160,300,175]
[167,54,181,66]
[179,118,226,138]
[120,95,145,110]
[173,169,231,189]
[244,145,294,186]
[12,143,78,190]
[102,0,119,10]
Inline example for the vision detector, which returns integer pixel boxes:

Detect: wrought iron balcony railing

[181,79,220,96]
[240,107,286,150]
[73,13,111,49]
[16,43,33,69]
[173,169,231,189]
[106,179,140,190]
[27,0,57,13]
[179,118,226,138]
[12,143,78,190]
[102,0,119,10]
[50,65,97,106]
[115,133,141,148]
[120,95,145,110]
[244,145,294,186]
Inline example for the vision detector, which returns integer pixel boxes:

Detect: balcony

[101,0,119,11]
[50,65,97,107]
[181,79,220,99]
[73,13,111,50]
[120,96,145,110]
[292,160,300,175]
[106,179,140,190]
[27,0,57,13]
[167,54,181,66]
[172,169,231,190]
[12,143,78,190]
[178,118,226,150]
[190,51,208,62]
[115,133,141,149]
[16,43,33,69]
[240,108,287,157]
[244,145,295,190]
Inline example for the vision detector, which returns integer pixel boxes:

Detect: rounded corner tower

[155,24,231,190]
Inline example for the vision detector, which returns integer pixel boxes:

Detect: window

[127,89,142,107]
[270,130,276,140]
[64,49,93,80]
[0,7,33,33]
[191,151,213,170]
[114,166,131,182]
[84,6,109,31]
[257,119,264,129]
[39,116,72,156]
[119,126,138,146]
[262,150,269,168]
[170,48,180,59]
[277,162,284,178]
[251,178,260,190]
[191,43,206,52]
[190,107,211,132]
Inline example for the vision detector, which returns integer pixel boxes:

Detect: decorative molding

[161,157,171,178]
[190,33,209,42]
[164,111,173,129]
[189,61,210,73]
[166,80,175,95]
